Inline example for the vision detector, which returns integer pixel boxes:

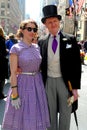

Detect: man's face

[44,17,60,35]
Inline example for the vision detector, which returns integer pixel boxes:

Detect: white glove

[67,96,74,106]
[11,97,21,110]
[67,90,79,106]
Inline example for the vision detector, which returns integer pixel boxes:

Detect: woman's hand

[11,86,21,109]
[11,97,21,110]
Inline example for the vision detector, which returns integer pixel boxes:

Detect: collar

[50,30,60,38]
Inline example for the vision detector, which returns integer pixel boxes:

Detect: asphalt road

[0,65,87,130]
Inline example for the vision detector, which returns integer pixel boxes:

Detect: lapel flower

[62,38,68,41]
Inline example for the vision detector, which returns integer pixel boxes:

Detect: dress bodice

[10,42,42,72]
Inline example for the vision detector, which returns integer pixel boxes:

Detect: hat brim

[41,15,62,23]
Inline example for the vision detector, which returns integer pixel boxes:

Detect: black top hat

[41,5,62,23]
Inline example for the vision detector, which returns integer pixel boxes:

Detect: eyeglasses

[24,27,38,33]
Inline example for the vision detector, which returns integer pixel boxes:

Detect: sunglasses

[24,27,38,33]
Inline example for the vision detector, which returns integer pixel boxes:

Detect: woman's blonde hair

[0,26,5,38]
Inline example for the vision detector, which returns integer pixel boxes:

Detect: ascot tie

[52,36,58,53]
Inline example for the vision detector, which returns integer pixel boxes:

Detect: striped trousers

[46,77,72,130]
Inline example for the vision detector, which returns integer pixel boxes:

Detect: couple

[2,5,81,130]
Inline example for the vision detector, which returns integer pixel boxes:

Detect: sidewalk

[0,82,10,130]
[0,65,87,130]
[70,65,87,130]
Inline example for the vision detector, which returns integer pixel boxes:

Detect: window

[85,3,87,8]
[78,21,82,29]
[77,34,81,41]
[84,21,87,39]
[7,3,10,8]
[1,2,5,8]
[1,10,5,16]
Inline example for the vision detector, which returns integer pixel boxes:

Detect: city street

[70,64,87,130]
[0,65,87,130]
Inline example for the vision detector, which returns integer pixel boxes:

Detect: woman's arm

[9,53,21,109]
[10,53,18,95]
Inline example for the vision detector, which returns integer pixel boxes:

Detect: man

[38,5,81,130]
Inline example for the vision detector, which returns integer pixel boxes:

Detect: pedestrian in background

[2,19,50,130]
[84,40,87,53]
[15,29,23,42]
[78,40,85,65]
[38,5,81,130]
[5,33,18,78]
[0,26,8,99]
[5,33,17,52]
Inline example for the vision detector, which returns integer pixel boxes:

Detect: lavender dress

[2,42,50,130]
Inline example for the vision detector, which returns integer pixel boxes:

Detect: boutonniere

[62,38,68,41]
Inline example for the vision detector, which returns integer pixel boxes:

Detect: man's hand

[16,67,22,75]
[67,89,79,106]
[72,89,79,101]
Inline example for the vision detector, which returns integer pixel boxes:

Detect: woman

[2,19,50,130]
[0,26,8,99]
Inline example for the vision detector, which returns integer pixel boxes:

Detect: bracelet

[11,93,18,100]
[11,96,19,100]
[11,85,18,88]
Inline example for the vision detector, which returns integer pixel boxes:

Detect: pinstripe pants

[46,77,72,130]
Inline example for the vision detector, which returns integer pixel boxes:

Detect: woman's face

[22,22,37,43]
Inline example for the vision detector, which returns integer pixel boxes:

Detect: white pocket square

[66,44,72,49]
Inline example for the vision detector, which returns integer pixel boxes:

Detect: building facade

[39,0,87,41]
[0,0,25,35]
[77,1,87,41]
